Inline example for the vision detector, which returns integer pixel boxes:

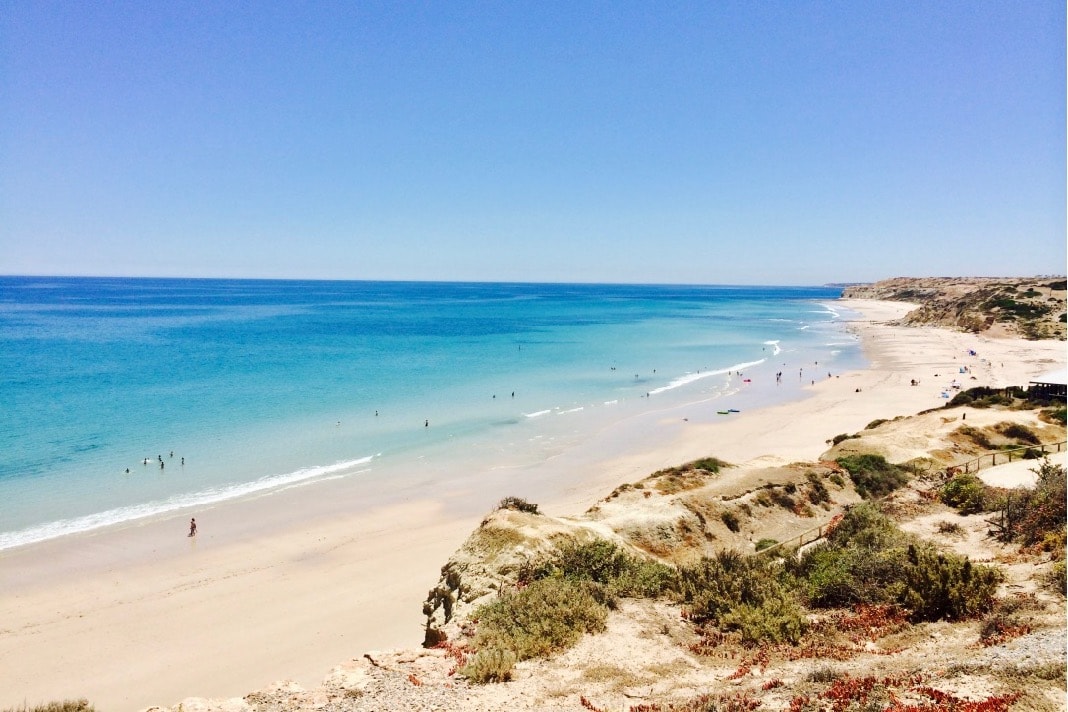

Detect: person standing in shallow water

[188,518,197,537]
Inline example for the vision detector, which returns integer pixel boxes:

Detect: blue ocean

[0,277,862,550]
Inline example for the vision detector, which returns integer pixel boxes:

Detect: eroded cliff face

[843,276,1067,339]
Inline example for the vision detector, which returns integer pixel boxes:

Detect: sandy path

[0,298,1063,711]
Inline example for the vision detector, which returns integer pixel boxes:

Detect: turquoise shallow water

[0,277,862,549]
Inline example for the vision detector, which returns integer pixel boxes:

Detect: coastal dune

[0,297,1064,710]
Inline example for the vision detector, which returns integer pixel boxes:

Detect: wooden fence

[753,519,837,557]
[754,440,1065,558]
[950,440,1066,475]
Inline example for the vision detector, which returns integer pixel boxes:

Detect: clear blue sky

[2,1,1064,284]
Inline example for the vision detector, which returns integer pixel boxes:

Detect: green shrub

[470,578,610,661]
[498,496,539,514]
[798,539,906,607]
[612,559,679,598]
[460,648,517,683]
[1045,560,1066,596]
[649,457,730,494]
[835,454,909,498]
[770,489,796,510]
[957,425,994,449]
[2,703,96,712]
[937,520,964,535]
[805,473,831,505]
[545,539,627,584]
[996,422,1040,445]
[807,666,843,683]
[793,504,1000,621]
[678,551,806,645]
[941,474,990,514]
[995,459,1067,548]
[720,510,741,532]
[825,502,903,549]
[719,592,807,645]
[898,544,1001,622]
[948,391,974,406]
[755,538,779,552]
[688,457,728,473]
[947,387,1015,409]
[532,538,676,598]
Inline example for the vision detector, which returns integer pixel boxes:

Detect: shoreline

[1,298,1065,710]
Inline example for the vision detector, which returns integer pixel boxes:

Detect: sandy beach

[1,298,1064,711]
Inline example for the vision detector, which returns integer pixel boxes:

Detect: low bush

[721,511,741,532]
[996,422,1040,445]
[798,537,906,607]
[831,432,857,446]
[825,502,903,549]
[941,474,991,514]
[2,703,96,712]
[957,425,994,449]
[769,489,796,510]
[806,666,843,683]
[979,607,1030,647]
[755,538,778,552]
[719,593,807,646]
[678,551,807,645]
[899,544,1001,622]
[529,538,677,598]
[468,577,610,664]
[936,520,964,535]
[459,648,517,683]
[793,503,1000,621]
[497,496,539,514]
[865,418,889,430]
[947,387,1015,409]
[1045,560,1066,595]
[994,459,1066,550]
[805,473,831,505]
[835,454,909,499]
[650,457,730,494]
[687,457,728,473]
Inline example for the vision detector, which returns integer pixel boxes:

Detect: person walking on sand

[188,518,197,537]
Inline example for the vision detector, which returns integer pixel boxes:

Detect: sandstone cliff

[843,276,1067,340]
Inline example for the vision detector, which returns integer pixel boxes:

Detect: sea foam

[648,359,765,396]
[0,455,374,551]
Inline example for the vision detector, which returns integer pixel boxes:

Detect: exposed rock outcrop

[843,276,1067,339]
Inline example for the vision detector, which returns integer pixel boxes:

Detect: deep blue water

[0,277,861,548]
